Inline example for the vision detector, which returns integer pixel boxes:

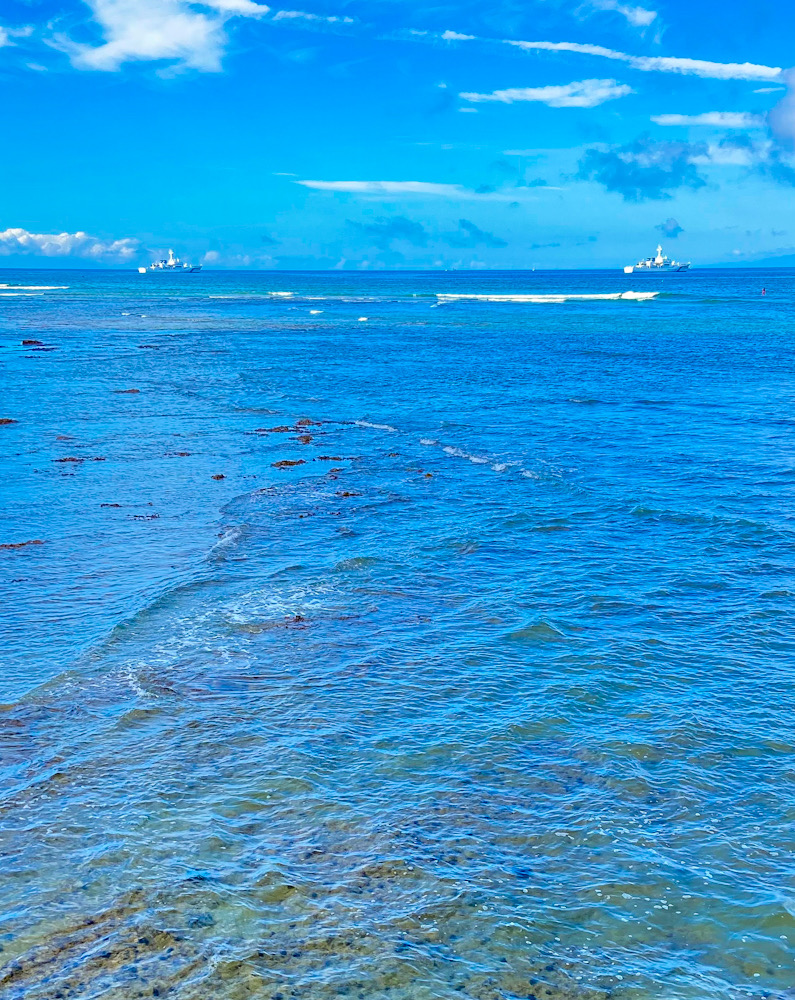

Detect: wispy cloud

[272,9,353,24]
[652,112,764,127]
[0,227,139,259]
[56,0,269,72]
[461,78,632,108]
[298,179,480,197]
[588,0,658,29]
[505,39,781,82]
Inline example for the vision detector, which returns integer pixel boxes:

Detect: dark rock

[114,389,140,394]
[272,460,306,469]
[53,457,84,463]
[255,426,292,433]
[298,435,313,444]
[21,339,43,345]
[0,418,17,426]
[101,503,122,508]
[316,456,342,461]
[0,540,44,550]
[211,474,225,480]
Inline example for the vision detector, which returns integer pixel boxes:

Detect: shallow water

[1,267,794,999]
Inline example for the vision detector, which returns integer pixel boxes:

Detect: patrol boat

[138,250,202,273]
[623,244,690,274]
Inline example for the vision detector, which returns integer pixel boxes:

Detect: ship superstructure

[624,245,690,274]
[138,249,202,273]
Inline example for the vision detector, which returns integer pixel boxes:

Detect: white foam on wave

[436,290,659,304]
[419,438,437,446]
[0,283,68,291]
[354,419,398,432]
[443,445,489,464]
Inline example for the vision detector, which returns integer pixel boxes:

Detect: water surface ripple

[1,268,794,1000]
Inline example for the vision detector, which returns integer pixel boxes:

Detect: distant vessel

[138,250,201,273]
[624,245,690,274]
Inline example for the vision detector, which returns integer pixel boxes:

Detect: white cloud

[589,0,657,28]
[754,86,785,94]
[59,0,269,72]
[690,141,771,166]
[0,227,139,259]
[297,179,491,198]
[769,70,795,150]
[652,112,764,128]
[272,10,353,23]
[505,39,781,81]
[461,78,632,108]
[441,30,475,41]
[1,23,34,46]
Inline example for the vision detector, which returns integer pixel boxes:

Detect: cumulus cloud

[57,0,269,72]
[444,219,507,248]
[769,69,795,151]
[441,30,475,41]
[656,217,683,238]
[578,136,707,200]
[652,112,764,128]
[461,78,632,108]
[297,179,479,197]
[348,216,429,248]
[0,227,139,259]
[506,38,781,81]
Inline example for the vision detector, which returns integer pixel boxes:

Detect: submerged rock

[298,435,313,444]
[0,539,44,550]
[0,418,18,426]
[272,460,306,469]
[21,339,43,346]
[211,474,226,480]
[114,389,140,394]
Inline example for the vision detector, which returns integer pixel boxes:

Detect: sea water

[1,268,794,999]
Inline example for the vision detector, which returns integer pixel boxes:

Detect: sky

[1,0,795,269]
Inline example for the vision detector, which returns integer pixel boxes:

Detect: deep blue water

[1,268,794,1000]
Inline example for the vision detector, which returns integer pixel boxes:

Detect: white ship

[137,249,202,273]
[623,245,690,274]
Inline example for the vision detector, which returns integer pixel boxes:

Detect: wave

[0,283,68,291]
[354,419,398,432]
[435,291,659,304]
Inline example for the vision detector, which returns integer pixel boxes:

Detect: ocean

[1,267,793,999]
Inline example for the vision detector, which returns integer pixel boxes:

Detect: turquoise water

[1,268,794,999]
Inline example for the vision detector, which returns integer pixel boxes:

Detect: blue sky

[1,0,795,268]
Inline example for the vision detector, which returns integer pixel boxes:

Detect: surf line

[435,291,659,303]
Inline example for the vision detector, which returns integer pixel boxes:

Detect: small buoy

[211,474,225,480]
